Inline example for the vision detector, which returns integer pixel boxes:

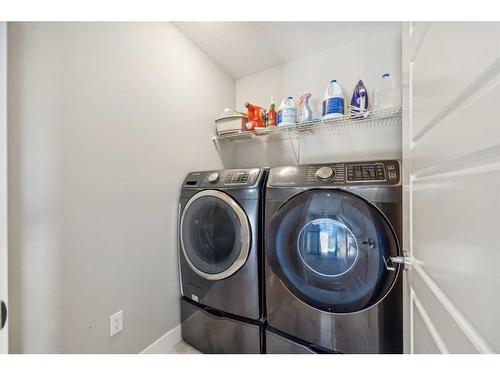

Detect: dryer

[178,168,267,353]
[264,161,403,354]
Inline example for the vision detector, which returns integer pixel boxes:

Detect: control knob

[315,166,335,181]
[208,172,220,183]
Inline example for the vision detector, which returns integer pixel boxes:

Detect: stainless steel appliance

[178,168,267,353]
[265,326,323,354]
[264,161,403,354]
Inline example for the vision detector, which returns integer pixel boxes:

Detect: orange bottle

[266,97,277,127]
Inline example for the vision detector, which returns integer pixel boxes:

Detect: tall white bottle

[322,80,345,120]
[278,97,297,126]
[373,73,401,110]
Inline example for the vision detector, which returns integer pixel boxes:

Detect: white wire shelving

[212,106,402,144]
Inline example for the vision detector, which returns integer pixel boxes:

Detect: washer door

[267,189,400,313]
[180,190,251,280]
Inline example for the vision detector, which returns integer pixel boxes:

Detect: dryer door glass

[181,190,250,279]
[267,189,399,313]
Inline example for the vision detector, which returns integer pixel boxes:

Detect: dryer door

[267,189,400,313]
[180,190,251,280]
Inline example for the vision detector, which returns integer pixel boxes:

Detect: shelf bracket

[212,136,221,155]
[286,130,300,164]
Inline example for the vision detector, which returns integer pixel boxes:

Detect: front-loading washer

[264,161,403,354]
[178,168,267,353]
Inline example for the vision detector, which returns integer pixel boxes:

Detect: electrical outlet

[110,310,123,337]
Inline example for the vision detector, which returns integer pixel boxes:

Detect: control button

[388,171,397,180]
[248,169,259,184]
[208,172,220,183]
[315,166,335,181]
[387,164,395,171]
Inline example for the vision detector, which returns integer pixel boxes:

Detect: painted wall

[225,28,402,168]
[0,22,8,354]
[8,22,234,353]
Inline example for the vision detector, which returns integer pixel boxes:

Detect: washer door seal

[180,190,251,280]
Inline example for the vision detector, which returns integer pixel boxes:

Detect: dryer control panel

[183,168,263,188]
[345,162,387,182]
[268,160,400,187]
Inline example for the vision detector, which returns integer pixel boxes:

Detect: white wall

[8,22,234,353]
[227,28,402,168]
[0,21,8,354]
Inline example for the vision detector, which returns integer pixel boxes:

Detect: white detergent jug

[322,80,345,120]
[278,97,297,126]
[373,73,401,110]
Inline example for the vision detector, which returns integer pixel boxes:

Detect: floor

[167,340,202,354]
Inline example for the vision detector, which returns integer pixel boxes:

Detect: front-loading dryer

[178,168,267,353]
[264,161,403,354]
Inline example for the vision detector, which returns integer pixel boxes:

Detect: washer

[264,161,403,354]
[178,168,267,353]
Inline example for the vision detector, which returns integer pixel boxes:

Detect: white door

[402,22,500,353]
[0,21,8,354]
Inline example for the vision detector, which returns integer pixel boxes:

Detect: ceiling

[173,22,399,79]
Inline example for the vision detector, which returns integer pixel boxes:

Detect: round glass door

[180,190,250,280]
[267,189,400,313]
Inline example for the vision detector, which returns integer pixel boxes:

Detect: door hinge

[384,250,413,271]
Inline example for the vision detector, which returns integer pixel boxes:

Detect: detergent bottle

[298,93,313,123]
[322,80,345,120]
[266,97,277,126]
[373,73,401,110]
[278,97,296,126]
[244,102,266,130]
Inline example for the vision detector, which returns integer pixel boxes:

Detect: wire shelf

[212,106,402,143]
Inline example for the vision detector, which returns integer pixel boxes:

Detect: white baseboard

[140,324,182,354]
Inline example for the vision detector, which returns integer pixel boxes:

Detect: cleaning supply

[350,80,369,119]
[277,97,296,126]
[298,93,313,123]
[266,97,277,126]
[373,73,401,110]
[223,108,245,117]
[215,109,247,135]
[322,80,344,120]
[244,102,266,130]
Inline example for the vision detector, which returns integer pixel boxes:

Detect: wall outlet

[110,310,123,337]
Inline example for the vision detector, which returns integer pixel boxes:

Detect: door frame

[0,21,8,354]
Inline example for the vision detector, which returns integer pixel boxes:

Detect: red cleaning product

[266,97,277,127]
[244,102,266,130]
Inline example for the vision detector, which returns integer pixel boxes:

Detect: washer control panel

[224,170,252,185]
[269,160,400,187]
[315,166,335,181]
[207,172,221,183]
[307,164,345,184]
[346,162,386,182]
[183,168,263,188]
